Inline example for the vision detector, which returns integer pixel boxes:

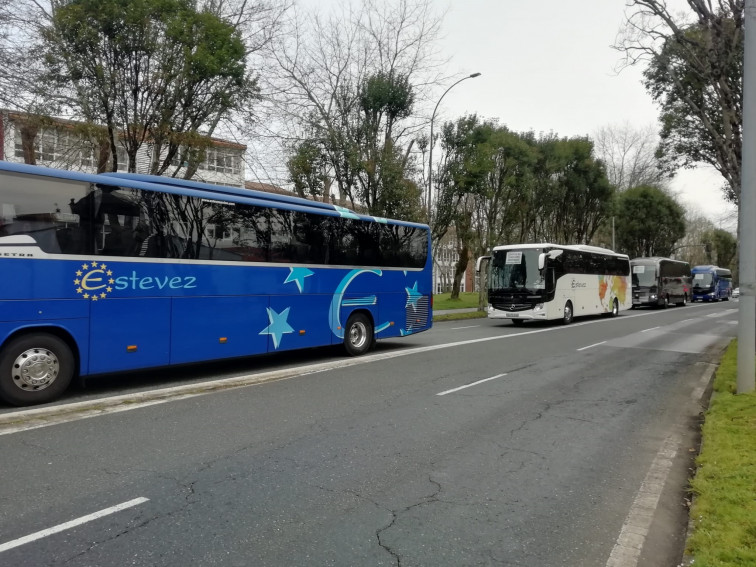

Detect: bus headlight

[533,303,544,311]
[487,303,493,313]
[650,294,657,300]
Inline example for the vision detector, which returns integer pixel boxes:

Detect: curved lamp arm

[428,72,482,214]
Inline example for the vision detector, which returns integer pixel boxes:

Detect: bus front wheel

[343,313,374,356]
[562,301,574,325]
[0,333,74,406]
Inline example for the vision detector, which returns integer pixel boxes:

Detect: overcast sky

[298,0,738,230]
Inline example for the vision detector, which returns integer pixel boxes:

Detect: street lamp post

[427,72,481,215]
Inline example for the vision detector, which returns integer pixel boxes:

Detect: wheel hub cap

[12,348,59,391]
[350,323,367,348]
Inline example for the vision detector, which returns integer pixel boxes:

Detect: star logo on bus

[75,261,115,301]
[259,307,294,349]
[284,267,314,293]
[405,281,422,311]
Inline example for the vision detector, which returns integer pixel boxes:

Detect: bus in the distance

[630,257,691,308]
[0,162,432,406]
[691,265,733,301]
[476,243,631,325]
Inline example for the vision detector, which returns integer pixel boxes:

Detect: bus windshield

[632,265,657,287]
[489,248,546,293]
[692,273,714,288]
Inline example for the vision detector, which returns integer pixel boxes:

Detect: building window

[14,128,97,170]
[199,147,241,175]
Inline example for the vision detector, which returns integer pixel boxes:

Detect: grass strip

[686,339,756,566]
[433,292,481,311]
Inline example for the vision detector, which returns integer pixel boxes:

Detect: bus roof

[491,242,628,258]
[631,256,690,265]
[101,171,339,212]
[0,161,429,230]
[692,265,732,275]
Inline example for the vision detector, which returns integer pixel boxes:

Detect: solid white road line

[605,436,679,567]
[577,341,606,351]
[0,497,149,553]
[450,325,480,330]
[604,361,716,567]
[436,374,507,396]
[640,326,660,333]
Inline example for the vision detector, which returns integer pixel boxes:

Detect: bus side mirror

[538,253,545,271]
[476,255,491,272]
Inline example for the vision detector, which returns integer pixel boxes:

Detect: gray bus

[631,257,691,308]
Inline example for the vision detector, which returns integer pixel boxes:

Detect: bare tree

[676,210,716,265]
[262,0,446,208]
[592,122,668,190]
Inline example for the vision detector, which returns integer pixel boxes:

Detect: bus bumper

[486,305,548,321]
[632,291,659,307]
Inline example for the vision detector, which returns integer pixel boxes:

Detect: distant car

[732,287,740,298]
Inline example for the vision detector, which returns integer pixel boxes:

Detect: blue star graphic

[284,267,314,293]
[405,281,422,311]
[259,307,294,349]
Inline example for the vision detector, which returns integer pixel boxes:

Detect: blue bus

[691,265,733,301]
[0,162,432,406]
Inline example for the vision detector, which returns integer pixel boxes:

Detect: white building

[0,110,246,187]
[433,230,475,294]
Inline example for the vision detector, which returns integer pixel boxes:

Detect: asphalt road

[0,301,738,566]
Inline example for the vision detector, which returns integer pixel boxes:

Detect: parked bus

[477,243,631,325]
[630,257,691,308]
[691,265,733,301]
[0,162,432,406]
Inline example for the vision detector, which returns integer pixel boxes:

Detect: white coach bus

[477,243,631,325]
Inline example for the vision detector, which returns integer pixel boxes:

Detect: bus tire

[660,296,669,309]
[562,301,574,325]
[343,313,373,357]
[0,333,74,406]
[610,298,619,317]
[677,295,687,307]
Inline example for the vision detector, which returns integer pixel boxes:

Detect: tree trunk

[451,244,469,300]
[20,124,38,165]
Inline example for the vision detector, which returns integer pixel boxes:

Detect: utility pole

[738,0,756,393]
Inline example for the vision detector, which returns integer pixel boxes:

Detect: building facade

[0,110,246,187]
[433,231,475,294]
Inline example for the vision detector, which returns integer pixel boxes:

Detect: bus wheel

[677,295,687,307]
[0,334,74,406]
[343,313,374,356]
[562,301,574,325]
[610,299,619,317]
[661,296,669,309]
